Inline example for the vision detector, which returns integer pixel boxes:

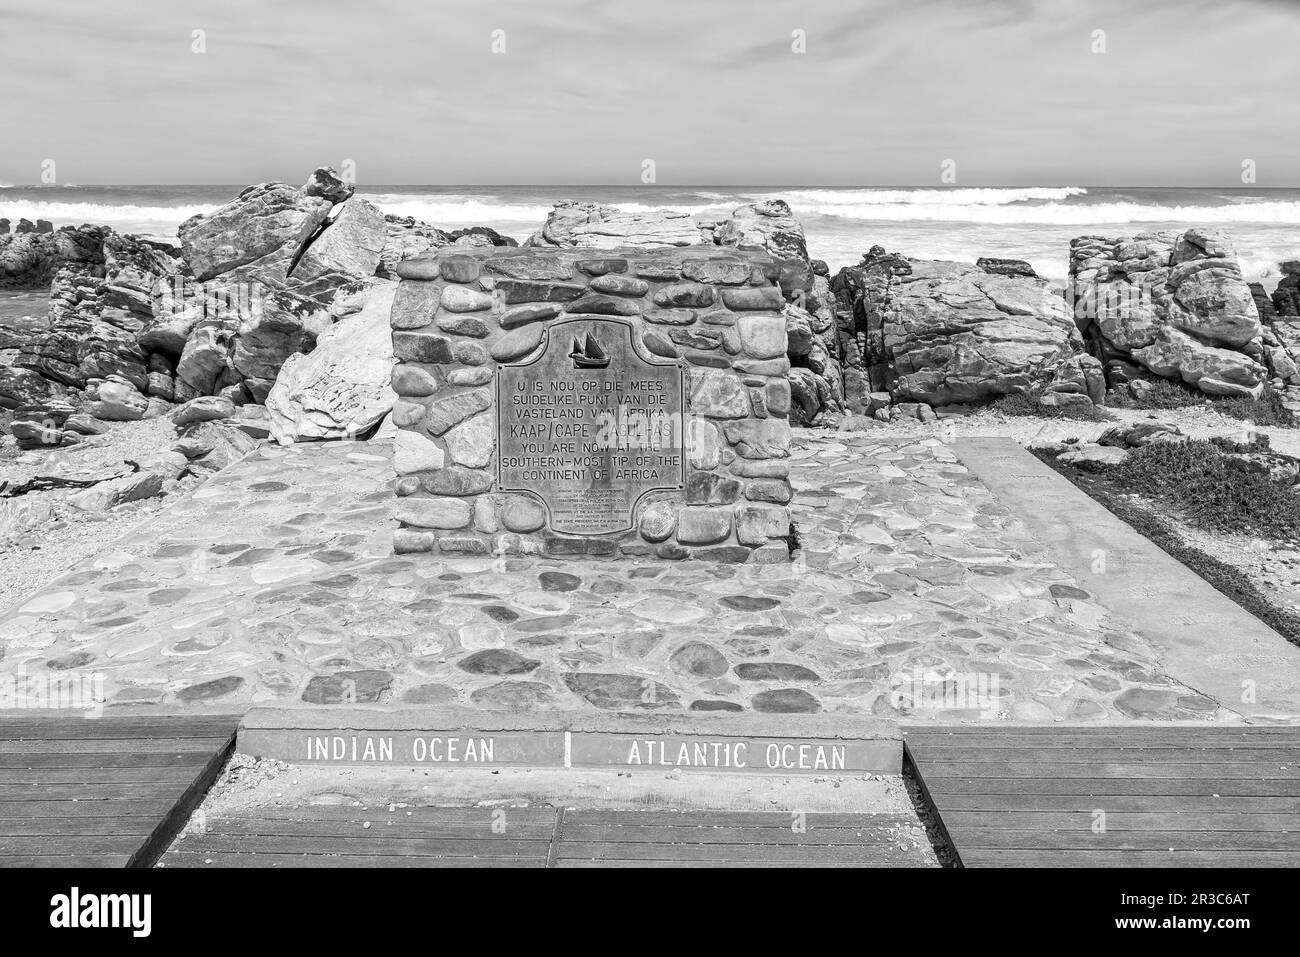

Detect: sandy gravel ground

[0,418,202,613]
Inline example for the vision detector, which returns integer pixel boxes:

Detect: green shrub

[1115,440,1300,540]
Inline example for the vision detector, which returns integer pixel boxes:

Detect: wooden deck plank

[908,747,1299,763]
[0,782,226,801]
[944,827,1299,851]
[159,853,546,868]
[0,751,225,770]
[0,854,133,868]
[0,767,212,785]
[0,737,233,754]
[0,817,165,837]
[903,725,1300,735]
[0,835,161,855]
[919,777,1300,796]
[906,761,1299,778]
[918,794,1300,813]
[939,810,1299,831]
[0,719,244,740]
[959,849,1300,868]
[0,800,181,820]
[906,725,1300,868]
[0,715,237,869]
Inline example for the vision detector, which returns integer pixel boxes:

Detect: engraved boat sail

[569,332,610,369]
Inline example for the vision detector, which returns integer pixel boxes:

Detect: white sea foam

[791,198,1300,225]
[767,186,1089,207]
[0,201,216,226]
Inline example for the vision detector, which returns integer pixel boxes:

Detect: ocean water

[2,184,1298,290]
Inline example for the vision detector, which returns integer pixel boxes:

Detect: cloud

[1,0,1296,185]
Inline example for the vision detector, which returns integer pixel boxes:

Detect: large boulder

[831,252,1083,407]
[265,282,398,443]
[179,182,332,282]
[709,199,811,295]
[1133,326,1268,398]
[526,201,708,248]
[1069,227,1267,396]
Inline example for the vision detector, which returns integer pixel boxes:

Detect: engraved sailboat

[569,332,610,369]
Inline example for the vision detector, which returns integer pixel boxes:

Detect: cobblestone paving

[0,433,1236,722]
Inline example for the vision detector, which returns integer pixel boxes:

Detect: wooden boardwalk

[904,725,1300,867]
[160,807,934,868]
[0,715,239,868]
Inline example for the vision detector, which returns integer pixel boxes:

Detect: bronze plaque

[495,317,685,536]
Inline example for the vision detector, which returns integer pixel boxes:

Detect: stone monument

[388,245,792,562]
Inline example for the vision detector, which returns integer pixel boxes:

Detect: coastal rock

[87,376,149,421]
[0,224,107,289]
[179,182,331,283]
[831,254,1083,406]
[527,201,708,249]
[710,199,811,295]
[1069,228,1266,396]
[1133,326,1267,398]
[265,282,399,443]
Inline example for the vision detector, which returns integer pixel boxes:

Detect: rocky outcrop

[526,202,708,249]
[14,233,182,392]
[1069,228,1270,398]
[831,250,1085,409]
[265,282,398,444]
[1,167,476,453]
[0,224,107,289]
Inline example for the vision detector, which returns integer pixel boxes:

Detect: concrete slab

[238,707,902,774]
[955,437,1300,722]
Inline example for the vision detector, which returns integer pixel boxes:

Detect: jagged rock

[0,367,64,410]
[1069,228,1267,397]
[302,167,355,204]
[281,197,387,302]
[832,255,1083,406]
[379,215,451,278]
[0,224,106,289]
[527,201,708,248]
[172,395,235,426]
[977,257,1038,278]
[1133,326,1267,398]
[710,200,811,295]
[1057,444,1128,470]
[265,283,398,443]
[1225,451,1300,485]
[230,287,332,402]
[1099,421,1184,448]
[69,471,165,511]
[87,376,149,421]
[174,420,260,472]
[179,181,332,282]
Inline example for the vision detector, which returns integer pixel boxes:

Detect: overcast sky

[3,0,1298,186]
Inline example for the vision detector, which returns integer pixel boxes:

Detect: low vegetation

[989,390,1112,422]
[1037,446,1300,646]
[1112,440,1300,541]
[1109,378,1297,427]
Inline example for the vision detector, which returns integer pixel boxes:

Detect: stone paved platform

[0,432,1255,722]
